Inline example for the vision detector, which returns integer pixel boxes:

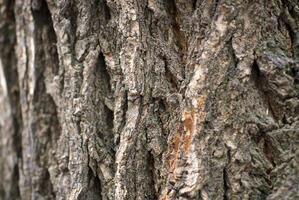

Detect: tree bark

[0,0,299,199]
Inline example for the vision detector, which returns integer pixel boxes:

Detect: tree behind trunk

[0,0,298,199]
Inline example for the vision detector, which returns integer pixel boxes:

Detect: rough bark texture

[0,0,299,199]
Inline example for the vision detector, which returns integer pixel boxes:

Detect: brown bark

[0,0,298,199]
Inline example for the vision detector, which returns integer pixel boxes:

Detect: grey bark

[0,0,299,199]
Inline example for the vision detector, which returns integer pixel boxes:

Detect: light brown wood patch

[168,131,181,174]
[182,110,195,153]
[160,194,169,200]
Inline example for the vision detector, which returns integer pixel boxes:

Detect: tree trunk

[0,0,298,199]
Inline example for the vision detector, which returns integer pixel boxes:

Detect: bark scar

[182,110,195,153]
